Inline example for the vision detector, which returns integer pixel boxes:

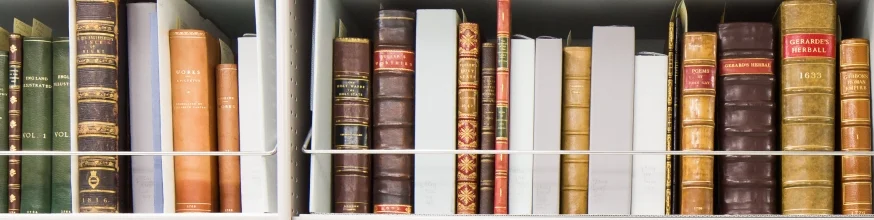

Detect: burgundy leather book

[372,9,415,214]
[332,38,372,213]
[716,22,778,214]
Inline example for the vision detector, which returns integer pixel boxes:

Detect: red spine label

[720,58,773,75]
[374,205,412,214]
[783,33,836,58]
[374,50,414,71]
[683,65,716,89]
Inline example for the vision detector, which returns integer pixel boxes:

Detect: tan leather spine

[169,29,220,213]
[839,38,872,214]
[560,47,591,214]
[780,0,837,215]
[680,32,716,215]
[217,64,241,212]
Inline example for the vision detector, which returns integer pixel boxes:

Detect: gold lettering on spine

[456,22,480,214]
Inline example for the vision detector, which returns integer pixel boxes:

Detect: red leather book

[494,0,511,214]
[456,22,480,214]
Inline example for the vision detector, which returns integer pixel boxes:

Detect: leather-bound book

[372,10,415,214]
[456,22,479,214]
[7,34,21,213]
[680,32,716,215]
[494,0,511,214]
[667,1,687,214]
[332,38,371,213]
[169,29,219,213]
[560,46,591,214]
[779,0,836,215]
[217,64,241,212]
[75,0,121,213]
[0,33,8,213]
[839,38,872,214]
[51,37,72,213]
[21,36,53,214]
[716,23,778,214]
[478,41,496,214]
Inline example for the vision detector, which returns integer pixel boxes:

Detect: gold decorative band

[78,87,119,101]
[335,38,369,44]
[78,122,119,137]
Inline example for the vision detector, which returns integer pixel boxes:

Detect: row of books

[0,0,280,214]
[325,0,874,216]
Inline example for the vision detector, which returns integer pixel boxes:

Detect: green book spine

[0,50,9,213]
[21,37,53,213]
[50,38,71,213]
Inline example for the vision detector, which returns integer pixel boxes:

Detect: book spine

[664,13,675,216]
[779,0,836,215]
[372,10,415,214]
[0,47,9,213]
[680,32,716,215]
[631,54,669,215]
[532,38,562,215]
[21,36,53,214]
[331,38,371,213]
[494,0,511,214]
[169,29,219,213]
[560,47,591,214]
[716,22,778,215]
[217,64,241,213]
[7,34,21,213]
[75,0,120,213]
[51,37,72,213]
[839,38,872,214]
[478,42,496,214]
[456,22,480,214]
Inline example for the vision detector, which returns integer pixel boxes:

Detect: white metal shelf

[298,214,874,220]
[0,213,277,220]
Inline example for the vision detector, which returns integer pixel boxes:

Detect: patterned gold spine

[456,22,480,214]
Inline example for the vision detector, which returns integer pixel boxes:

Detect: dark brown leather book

[456,22,480,214]
[75,0,122,213]
[839,38,872,214]
[667,1,687,214]
[217,64,241,213]
[716,22,778,215]
[7,34,21,213]
[680,32,716,215]
[478,42,496,214]
[332,38,371,213]
[372,9,415,214]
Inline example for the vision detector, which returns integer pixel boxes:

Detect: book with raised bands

[373,10,415,214]
[560,46,591,214]
[169,29,219,213]
[217,64,241,212]
[839,38,872,214]
[779,0,836,215]
[456,22,479,214]
[716,22,778,214]
[7,34,21,213]
[494,0,511,214]
[331,37,371,213]
[680,32,716,215]
[75,0,121,213]
[21,36,53,214]
[478,41,496,214]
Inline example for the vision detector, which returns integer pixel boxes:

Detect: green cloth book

[21,36,52,213]
[50,37,70,213]
[0,49,9,213]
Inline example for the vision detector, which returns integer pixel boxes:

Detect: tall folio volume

[456,22,480,214]
[680,32,716,215]
[51,37,72,214]
[21,36,53,214]
[560,47,592,214]
[7,34,22,213]
[372,10,415,214]
[478,42,497,214]
[716,23,778,214]
[168,29,220,213]
[494,0,511,214]
[75,0,121,212]
[332,38,371,213]
[779,0,836,214]
[0,33,9,213]
[839,38,872,214]
[216,64,241,212]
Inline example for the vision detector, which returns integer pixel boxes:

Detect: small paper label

[720,58,773,75]
[12,18,31,37]
[783,33,836,58]
[683,65,716,89]
[374,50,414,71]
[31,18,52,38]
